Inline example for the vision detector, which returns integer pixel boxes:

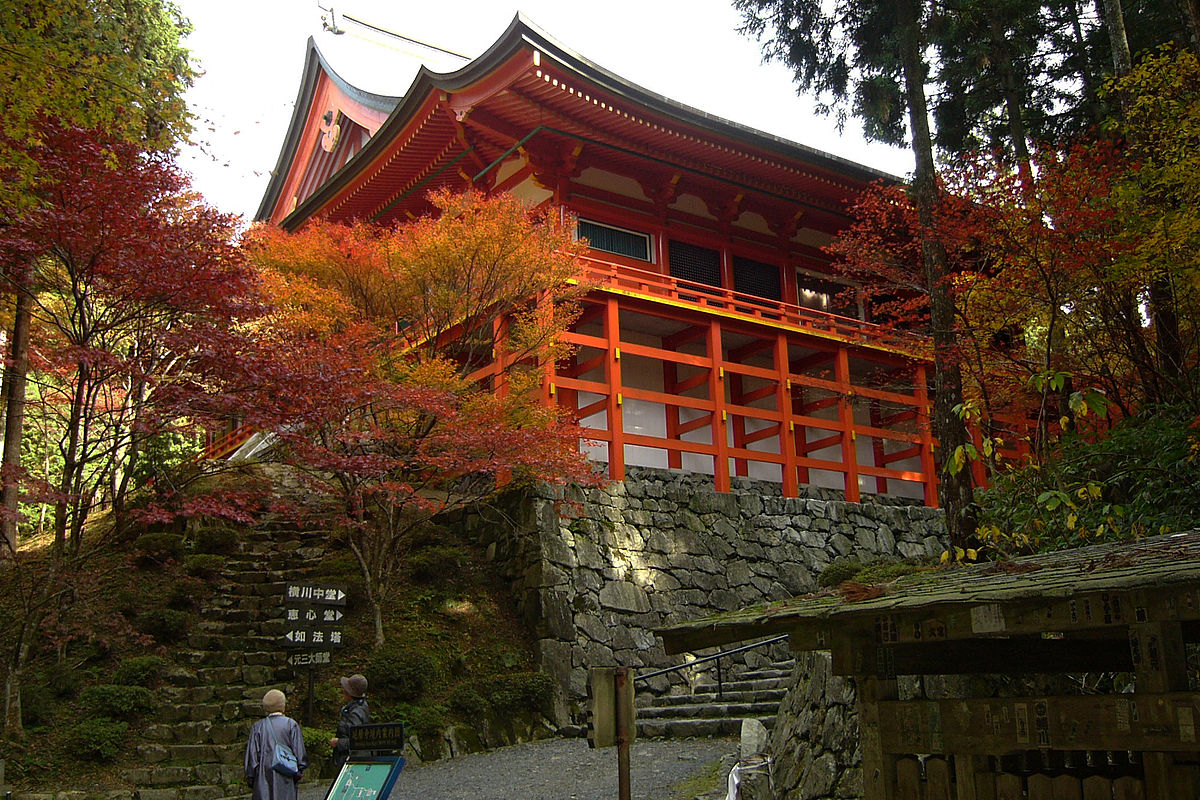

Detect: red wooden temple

[247,15,1023,506]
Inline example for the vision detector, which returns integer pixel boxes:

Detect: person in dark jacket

[245,689,308,800]
[329,674,369,769]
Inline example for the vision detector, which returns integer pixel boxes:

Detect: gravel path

[301,737,737,800]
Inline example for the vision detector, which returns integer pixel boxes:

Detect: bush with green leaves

[112,655,168,687]
[65,718,130,761]
[366,644,439,702]
[477,671,555,714]
[20,682,53,726]
[134,608,192,643]
[193,526,239,555]
[407,546,468,584]
[184,553,226,579]
[978,404,1200,555]
[302,725,334,765]
[80,684,155,718]
[133,532,185,567]
[398,702,447,736]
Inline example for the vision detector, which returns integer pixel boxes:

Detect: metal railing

[634,634,789,700]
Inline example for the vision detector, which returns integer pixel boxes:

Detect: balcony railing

[574,255,926,355]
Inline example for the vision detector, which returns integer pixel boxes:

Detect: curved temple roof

[257,14,900,229]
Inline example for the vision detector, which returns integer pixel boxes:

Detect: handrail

[575,256,926,354]
[634,634,789,700]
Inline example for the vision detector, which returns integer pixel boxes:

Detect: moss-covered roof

[659,530,1200,654]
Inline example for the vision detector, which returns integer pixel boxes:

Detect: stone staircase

[636,659,796,739]
[123,523,334,800]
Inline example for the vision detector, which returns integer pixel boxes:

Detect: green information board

[324,757,405,800]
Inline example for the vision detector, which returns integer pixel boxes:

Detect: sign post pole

[307,665,315,726]
[614,666,632,800]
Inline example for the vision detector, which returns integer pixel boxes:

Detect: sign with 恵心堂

[281,583,346,650]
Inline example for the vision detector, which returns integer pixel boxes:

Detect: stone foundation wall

[461,466,947,722]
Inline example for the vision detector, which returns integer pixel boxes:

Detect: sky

[176,0,914,223]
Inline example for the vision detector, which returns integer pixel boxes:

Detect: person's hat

[263,689,286,713]
[340,674,368,698]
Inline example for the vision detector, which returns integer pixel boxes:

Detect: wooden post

[605,297,625,482]
[707,319,729,492]
[859,676,899,800]
[775,333,798,496]
[912,363,938,507]
[834,346,860,502]
[1130,621,1195,799]
[956,755,996,800]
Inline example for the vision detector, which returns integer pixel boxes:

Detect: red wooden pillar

[775,333,798,497]
[913,363,939,508]
[707,318,730,492]
[605,297,625,482]
[730,370,748,477]
[493,315,508,399]
[835,346,860,502]
[868,399,888,496]
[663,353,682,470]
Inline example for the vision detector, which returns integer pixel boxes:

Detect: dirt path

[302,736,737,800]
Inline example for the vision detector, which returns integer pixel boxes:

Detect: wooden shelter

[243,15,1032,504]
[660,532,1200,799]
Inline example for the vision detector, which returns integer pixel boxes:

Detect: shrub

[193,526,240,555]
[134,608,192,643]
[478,672,555,714]
[65,718,129,761]
[20,682,54,726]
[112,655,168,687]
[399,703,446,736]
[407,546,468,584]
[133,532,185,567]
[447,688,487,717]
[184,553,226,579]
[80,684,155,718]
[302,725,334,765]
[44,662,83,697]
[366,644,439,702]
[817,560,863,588]
[854,561,927,585]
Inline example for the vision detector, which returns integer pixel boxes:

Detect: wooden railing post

[835,346,860,502]
[912,363,939,508]
[775,333,798,496]
[605,297,625,482]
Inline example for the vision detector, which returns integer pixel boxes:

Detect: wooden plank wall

[890,755,1148,800]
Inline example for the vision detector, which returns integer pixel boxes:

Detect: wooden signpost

[282,582,346,725]
[588,666,636,800]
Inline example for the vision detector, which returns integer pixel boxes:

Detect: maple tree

[243,190,599,647]
[0,125,262,554]
[0,0,194,211]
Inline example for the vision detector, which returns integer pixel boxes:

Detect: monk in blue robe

[245,689,308,800]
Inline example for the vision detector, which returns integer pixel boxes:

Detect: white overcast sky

[176,0,914,223]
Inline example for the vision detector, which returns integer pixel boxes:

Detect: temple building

[254,15,985,506]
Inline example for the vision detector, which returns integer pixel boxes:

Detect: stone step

[185,632,282,651]
[175,649,280,668]
[144,721,249,745]
[636,715,775,739]
[735,667,794,681]
[156,701,244,724]
[650,687,787,707]
[689,676,791,694]
[120,764,245,789]
[638,700,781,720]
[137,742,245,766]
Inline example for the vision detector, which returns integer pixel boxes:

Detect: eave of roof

[265,14,902,230]
[255,36,402,222]
[658,530,1200,654]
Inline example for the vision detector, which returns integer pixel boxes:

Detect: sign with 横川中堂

[284,583,347,606]
[281,583,346,651]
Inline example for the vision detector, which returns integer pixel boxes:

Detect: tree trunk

[1,289,32,556]
[896,0,977,548]
[1178,0,1200,55]
[56,362,88,553]
[1101,0,1133,76]
[987,16,1034,175]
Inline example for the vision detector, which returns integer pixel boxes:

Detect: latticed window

[798,274,858,317]
[668,240,721,287]
[577,219,652,261]
[732,256,781,301]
